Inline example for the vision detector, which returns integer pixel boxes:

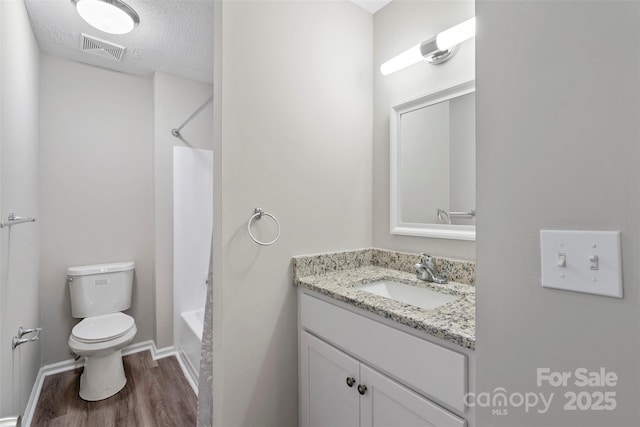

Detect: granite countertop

[293,249,476,350]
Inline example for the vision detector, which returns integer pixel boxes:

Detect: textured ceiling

[24,0,214,83]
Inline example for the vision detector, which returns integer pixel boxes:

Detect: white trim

[178,344,200,387]
[22,340,198,427]
[391,224,476,241]
[390,79,476,241]
[22,358,85,427]
[174,348,199,396]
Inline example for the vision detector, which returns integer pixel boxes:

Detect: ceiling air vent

[80,33,126,62]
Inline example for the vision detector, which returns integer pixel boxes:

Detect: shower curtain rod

[171,94,214,138]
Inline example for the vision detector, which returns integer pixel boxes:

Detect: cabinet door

[359,365,466,427]
[300,332,360,427]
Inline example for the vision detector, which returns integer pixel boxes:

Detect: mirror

[390,80,475,240]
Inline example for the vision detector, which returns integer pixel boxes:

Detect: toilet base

[79,349,127,401]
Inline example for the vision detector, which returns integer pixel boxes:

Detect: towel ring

[247,208,280,246]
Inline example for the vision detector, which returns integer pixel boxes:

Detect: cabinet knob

[357,384,367,395]
[346,377,356,388]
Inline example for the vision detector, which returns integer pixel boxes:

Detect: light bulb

[380,17,476,76]
[74,0,139,35]
[436,17,476,52]
[380,43,423,76]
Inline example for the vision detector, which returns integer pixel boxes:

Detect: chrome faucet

[415,253,447,284]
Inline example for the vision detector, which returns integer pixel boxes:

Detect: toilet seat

[72,312,135,343]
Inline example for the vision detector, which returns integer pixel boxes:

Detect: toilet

[67,261,137,401]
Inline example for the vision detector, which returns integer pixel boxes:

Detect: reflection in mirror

[401,91,475,224]
[390,80,475,240]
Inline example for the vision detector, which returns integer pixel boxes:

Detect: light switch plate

[540,230,623,298]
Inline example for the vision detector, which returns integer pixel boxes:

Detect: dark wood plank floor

[32,350,197,426]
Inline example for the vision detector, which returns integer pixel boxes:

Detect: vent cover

[80,33,126,62]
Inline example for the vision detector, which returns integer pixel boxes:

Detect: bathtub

[179,308,204,384]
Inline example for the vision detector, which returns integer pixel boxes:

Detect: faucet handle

[423,254,436,266]
[419,253,436,263]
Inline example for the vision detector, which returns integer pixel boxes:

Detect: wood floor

[32,351,197,426]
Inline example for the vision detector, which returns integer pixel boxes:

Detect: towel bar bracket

[0,212,36,229]
[12,326,41,350]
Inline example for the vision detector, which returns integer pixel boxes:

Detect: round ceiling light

[72,0,140,35]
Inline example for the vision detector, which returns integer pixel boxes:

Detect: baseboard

[22,357,85,427]
[123,340,199,394]
[22,340,198,427]
[174,348,199,396]
[177,344,200,387]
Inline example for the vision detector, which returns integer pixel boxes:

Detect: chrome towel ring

[248,208,280,246]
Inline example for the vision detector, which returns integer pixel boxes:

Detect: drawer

[300,292,467,412]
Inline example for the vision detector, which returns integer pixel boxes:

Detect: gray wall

[153,71,213,349]
[373,0,475,260]
[39,55,155,364]
[213,1,372,425]
[0,0,40,417]
[476,1,640,425]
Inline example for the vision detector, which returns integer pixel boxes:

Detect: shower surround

[173,146,213,383]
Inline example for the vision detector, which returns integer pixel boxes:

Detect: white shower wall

[173,147,213,378]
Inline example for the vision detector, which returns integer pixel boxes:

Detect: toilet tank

[68,261,135,318]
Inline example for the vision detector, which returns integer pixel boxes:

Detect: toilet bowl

[67,261,136,401]
[68,312,137,401]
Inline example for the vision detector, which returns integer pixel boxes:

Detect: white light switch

[540,230,623,298]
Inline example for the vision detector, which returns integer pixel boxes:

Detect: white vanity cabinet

[299,290,472,427]
[360,364,464,427]
[299,331,361,427]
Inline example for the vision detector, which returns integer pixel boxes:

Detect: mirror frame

[390,79,476,241]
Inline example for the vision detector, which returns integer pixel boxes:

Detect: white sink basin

[356,280,458,310]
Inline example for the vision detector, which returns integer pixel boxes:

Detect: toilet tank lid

[67,261,135,276]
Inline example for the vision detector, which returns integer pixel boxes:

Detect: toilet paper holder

[12,326,41,350]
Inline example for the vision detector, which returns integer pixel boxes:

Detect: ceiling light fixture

[380,17,476,76]
[71,0,140,35]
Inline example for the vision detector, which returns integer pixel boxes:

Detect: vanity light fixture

[71,0,140,35]
[380,17,476,76]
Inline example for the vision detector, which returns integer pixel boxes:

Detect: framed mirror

[390,80,475,240]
